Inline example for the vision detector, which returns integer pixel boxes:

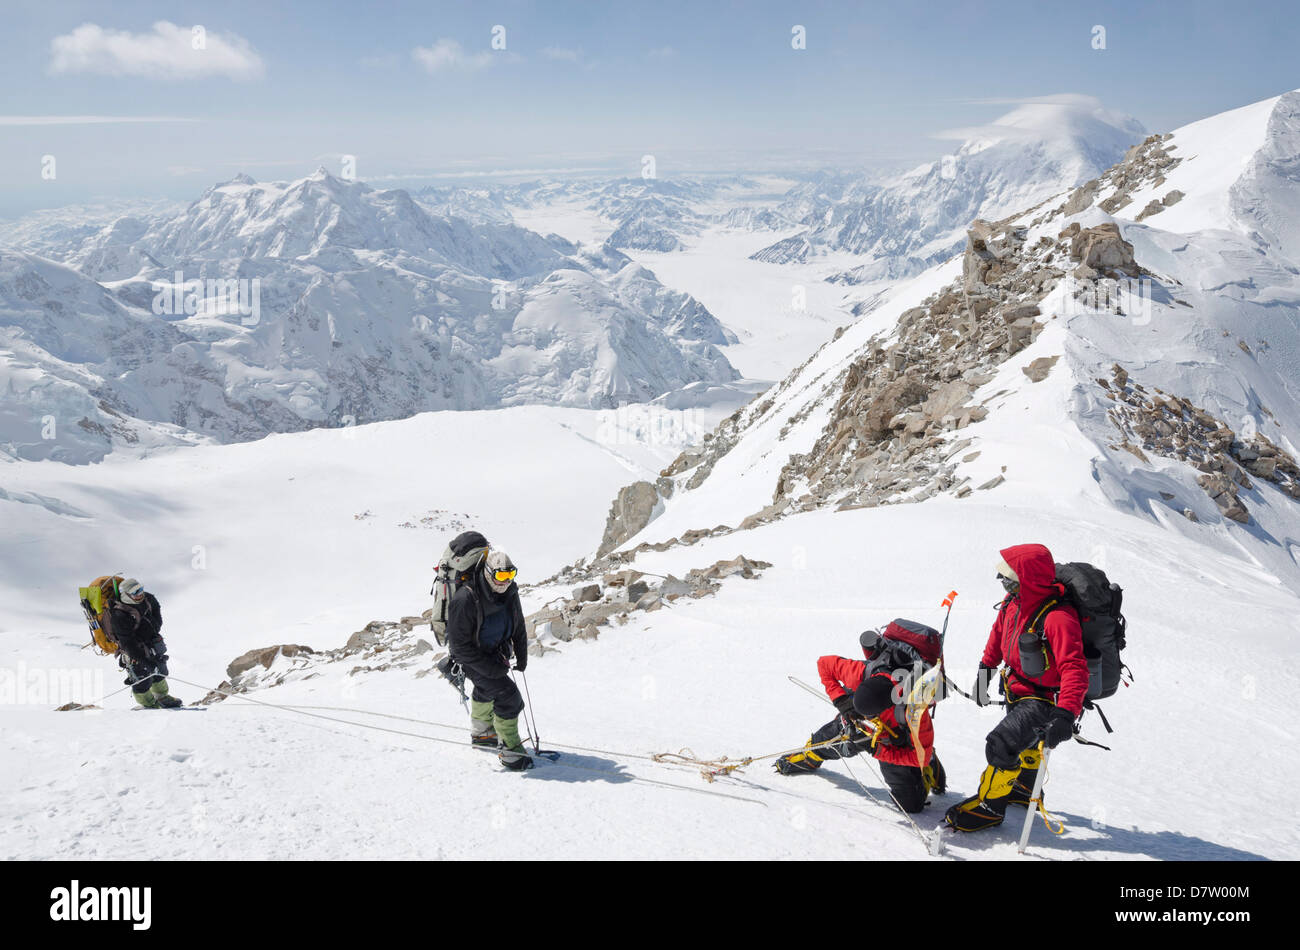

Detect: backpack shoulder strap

[1027,597,1059,635]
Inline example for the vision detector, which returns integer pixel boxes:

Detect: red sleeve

[872,707,934,767]
[980,608,1007,668]
[1046,610,1089,716]
[817,655,865,700]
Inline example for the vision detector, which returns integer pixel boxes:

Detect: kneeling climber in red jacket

[776,620,946,813]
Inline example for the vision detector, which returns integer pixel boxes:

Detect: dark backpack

[1054,562,1128,700]
[865,618,943,686]
[429,531,489,646]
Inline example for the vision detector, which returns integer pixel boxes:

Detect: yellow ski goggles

[492,568,517,584]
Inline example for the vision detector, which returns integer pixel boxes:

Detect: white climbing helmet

[484,550,517,594]
[996,559,1019,595]
[119,577,145,604]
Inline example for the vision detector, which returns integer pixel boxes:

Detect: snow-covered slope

[3,406,1295,860]
[5,92,1298,864]
[753,97,1146,281]
[0,172,739,462]
[613,91,1300,599]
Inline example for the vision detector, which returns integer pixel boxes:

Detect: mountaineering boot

[151,678,183,708]
[494,714,533,771]
[774,741,824,775]
[470,699,498,748]
[1005,748,1042,809]
[133,688,159,709]
[944,764,1022,832]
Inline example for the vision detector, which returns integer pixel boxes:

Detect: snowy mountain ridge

[0,171,740,463]
[752,97,1147,283]
[598,91,1300,597]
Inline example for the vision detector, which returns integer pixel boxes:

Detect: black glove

[832,694,856,717]
[973,664,996,707]
[1042,706,1076,748]
[141,638,167,673]
[843,716,873,749]
[514,658,527,673]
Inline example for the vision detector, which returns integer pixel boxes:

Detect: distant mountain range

[0,170,738,463]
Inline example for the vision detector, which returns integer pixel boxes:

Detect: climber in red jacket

[945,543,1088,832]
[776,623,946,813]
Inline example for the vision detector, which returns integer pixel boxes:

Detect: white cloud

[0,115,196,125]
[542,47,581,63]
[934,94,1144,143]
[412,39,493,72]
[647,46,676,59]
[49,21,264,81]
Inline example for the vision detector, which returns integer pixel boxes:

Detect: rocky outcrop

[201,552,772,704]
[596,480,661,557]
[201,617,435,703]
[1103,363,1300,525]
[1135,190,1185,222]
[1022,355,1059,383]
[227,644,315,679]
[1061,222,1140,279]
[526,556,771,650]
[1053,133,1183,219]
[759,212,1071,513]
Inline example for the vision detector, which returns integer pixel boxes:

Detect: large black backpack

[429,531,489,646]
[1054,562,1128,700]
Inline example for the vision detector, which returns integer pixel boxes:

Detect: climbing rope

[161,676,767,807]
[649,731,873,783]
[75,674,957,849]
[74,672,164,708]
[651,749,752,782]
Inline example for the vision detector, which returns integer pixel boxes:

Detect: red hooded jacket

[816,655,935,768]
[980,543,1089,716]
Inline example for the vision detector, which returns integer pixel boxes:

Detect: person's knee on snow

[778,623,942,816]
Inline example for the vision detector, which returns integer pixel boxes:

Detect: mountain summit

[753,96,1146,282]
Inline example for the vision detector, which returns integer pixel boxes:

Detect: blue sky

[1,0,1298,214]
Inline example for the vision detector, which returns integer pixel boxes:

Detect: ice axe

[1016,738,1060,854]
[436,656,469,712]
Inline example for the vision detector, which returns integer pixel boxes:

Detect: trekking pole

[1017,740,1052,854]
[516,668,541,754]
[788,675,835,705]
[939,590,958,644]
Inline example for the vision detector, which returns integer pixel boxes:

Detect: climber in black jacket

[108,578,183,708]
[446,549,531,770]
